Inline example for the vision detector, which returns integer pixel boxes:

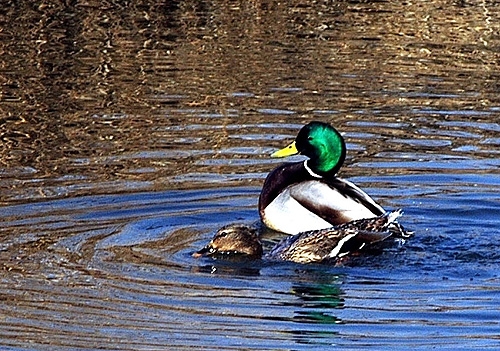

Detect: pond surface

[1,1,500,350]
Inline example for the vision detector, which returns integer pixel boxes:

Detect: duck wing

[322,177,386,216]
[266,210,404,263]
[267,227,392,264]
[288,177,385,226]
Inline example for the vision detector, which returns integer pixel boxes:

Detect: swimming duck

[259,121,385,234]
[192,224,263,259]
[193,210,404,264]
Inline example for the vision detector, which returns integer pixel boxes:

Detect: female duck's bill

[259,121,386,235]
[193,210,408,264]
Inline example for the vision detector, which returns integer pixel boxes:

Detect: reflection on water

[1,176,500,350]
[290,281,344,325]
[1,0,500,350]
[1,0,500,203]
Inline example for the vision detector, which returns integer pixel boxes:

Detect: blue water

[1,172,499,350]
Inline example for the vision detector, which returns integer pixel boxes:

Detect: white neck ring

[304,160,323,179]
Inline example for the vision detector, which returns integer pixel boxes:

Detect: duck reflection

[290,282,344,324]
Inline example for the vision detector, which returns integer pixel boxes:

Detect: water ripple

[2,176,500,349]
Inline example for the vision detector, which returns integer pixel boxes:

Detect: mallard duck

[193,210,405,264]
[192,224,263,259]
[259,121,385,234]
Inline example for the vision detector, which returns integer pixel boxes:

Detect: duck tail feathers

[385,208,403,224]
[385,209,413,238]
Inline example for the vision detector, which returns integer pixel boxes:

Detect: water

[1,1,500,350]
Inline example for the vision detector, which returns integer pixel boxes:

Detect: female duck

[193,210,403,264]
[259,121,385,234]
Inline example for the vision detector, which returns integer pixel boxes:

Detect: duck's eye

[308,136,313,141]
[217,231,228,238]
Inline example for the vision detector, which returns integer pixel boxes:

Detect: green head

[273,122,346,175]
[297,122,346,174]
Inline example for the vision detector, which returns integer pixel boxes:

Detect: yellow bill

[271,141,299,158]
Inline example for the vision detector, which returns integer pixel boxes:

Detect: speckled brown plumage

[265,210,404,263]
[194,210,409,264]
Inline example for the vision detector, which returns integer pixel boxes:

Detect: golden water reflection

[1,0,499,203]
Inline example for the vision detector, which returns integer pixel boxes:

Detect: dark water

[1,1,500,350]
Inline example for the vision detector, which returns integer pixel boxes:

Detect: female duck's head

[272,121,346,176]
[193,225,263,259]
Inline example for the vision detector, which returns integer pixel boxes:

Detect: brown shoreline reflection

[1,1,499,203]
